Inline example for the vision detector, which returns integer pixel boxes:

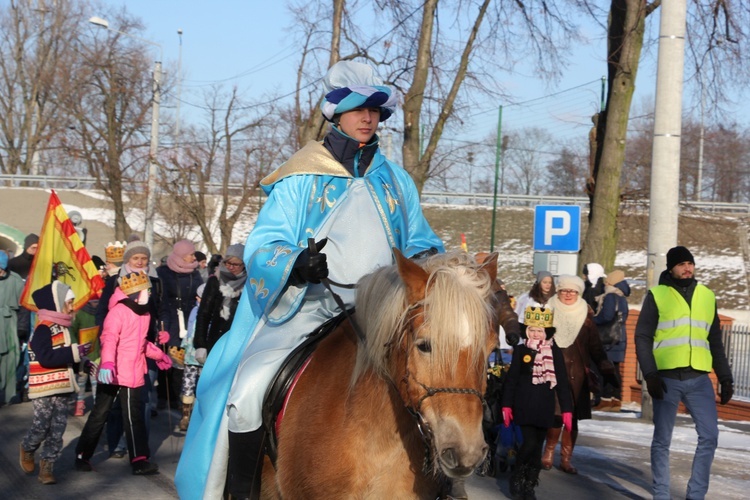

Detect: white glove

[195,348,207,365]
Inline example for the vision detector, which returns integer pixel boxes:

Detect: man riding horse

[175,61,444,499]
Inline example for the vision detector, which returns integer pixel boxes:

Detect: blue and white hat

[320,61,398,122]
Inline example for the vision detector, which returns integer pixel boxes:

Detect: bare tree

[0,0,82,177]
[581,0,750,270]
[503,127,556,196]
[288,0,345,148]
[545,146,589,197]
[285,0,580,193]
[161,87,286,254]
[704,123,750,203]
[60,11,160,240]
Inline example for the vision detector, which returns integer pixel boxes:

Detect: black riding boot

[227,429,266,499]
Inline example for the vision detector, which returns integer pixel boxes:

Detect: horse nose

[440,447,459,469]
[440,442,489,471]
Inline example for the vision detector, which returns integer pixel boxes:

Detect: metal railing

[2,174,750,213]
[723,324,750,401]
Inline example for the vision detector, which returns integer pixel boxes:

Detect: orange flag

[20,190,105,311]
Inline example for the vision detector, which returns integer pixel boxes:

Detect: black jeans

[517,425,547,470]
[602,361,622,400]
[76,383,149,463]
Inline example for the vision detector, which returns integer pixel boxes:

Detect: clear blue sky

[90,1,722,150]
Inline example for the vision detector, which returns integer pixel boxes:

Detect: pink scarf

[526,338,557,388]
[37,309,73,327]
[167,253,199,274]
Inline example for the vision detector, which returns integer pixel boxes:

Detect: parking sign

[533,205,581,252]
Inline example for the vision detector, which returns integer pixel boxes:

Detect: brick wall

[622,309,750,421]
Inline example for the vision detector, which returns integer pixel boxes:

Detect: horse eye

[416,340,431,353]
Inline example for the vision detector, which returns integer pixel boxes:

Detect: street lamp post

[89,16,162,253]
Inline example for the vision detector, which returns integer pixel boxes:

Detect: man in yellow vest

[635,246,733,500]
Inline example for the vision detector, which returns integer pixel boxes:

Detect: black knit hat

[666,246,694,270]
[24,233,39,250]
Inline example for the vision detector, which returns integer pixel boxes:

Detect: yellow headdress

[523,306,554,328]
[105,241,125,265]
[119,271,151,296]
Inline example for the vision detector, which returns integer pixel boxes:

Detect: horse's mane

[351,251,494,386]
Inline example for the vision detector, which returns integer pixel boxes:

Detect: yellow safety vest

[651,284,714,372]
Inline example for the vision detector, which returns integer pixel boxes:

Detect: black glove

[602,372,620,389]
[291,238,328,285]
[645,373,667,400]
[720,381,734,405]
[505,332,520,347]
[18,329,30,344]
[410,247,438,260]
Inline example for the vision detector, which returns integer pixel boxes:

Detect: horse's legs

[227,429,266,499]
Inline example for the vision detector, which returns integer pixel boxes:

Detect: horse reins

[306,238,365,343]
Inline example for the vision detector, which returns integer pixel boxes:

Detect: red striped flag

[20,190,105,311]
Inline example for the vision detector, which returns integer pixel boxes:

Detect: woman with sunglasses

[541,274,618,474]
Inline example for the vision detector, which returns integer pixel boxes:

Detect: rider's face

[338,108,380,143]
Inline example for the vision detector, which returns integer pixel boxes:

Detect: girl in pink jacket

[74,272,172,475]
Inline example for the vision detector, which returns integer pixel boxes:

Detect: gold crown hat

[118,271,151,296]
[105,241,126,265]
[523,306,554,328]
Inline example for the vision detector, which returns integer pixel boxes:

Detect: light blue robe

[175,141,443,499]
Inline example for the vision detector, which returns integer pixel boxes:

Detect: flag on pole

[20,190,105,311]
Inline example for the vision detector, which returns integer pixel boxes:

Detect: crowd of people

[2,233,247,484]
[0,58,735,500]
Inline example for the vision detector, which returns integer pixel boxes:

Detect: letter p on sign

[544,211,570,245]
[533,205,581,252]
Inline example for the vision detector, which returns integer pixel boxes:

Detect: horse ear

[393,248,430,303]
[478,251,499,284]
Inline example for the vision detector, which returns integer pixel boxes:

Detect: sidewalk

[467,406,750,499]
[1,396,748,499]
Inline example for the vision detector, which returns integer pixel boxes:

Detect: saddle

[261,308,354,466]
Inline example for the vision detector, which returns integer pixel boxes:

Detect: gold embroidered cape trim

[261,141,351,187]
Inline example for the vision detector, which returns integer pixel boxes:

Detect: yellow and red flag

[20,190,104,311]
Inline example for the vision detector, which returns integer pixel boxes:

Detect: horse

[260,249,499,498]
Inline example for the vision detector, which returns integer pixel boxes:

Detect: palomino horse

[261,249,499,498]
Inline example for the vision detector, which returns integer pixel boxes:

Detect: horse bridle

[396,306,486,475]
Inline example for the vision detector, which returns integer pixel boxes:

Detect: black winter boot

[227,429,266,499]
[509,466,525,500]
[521,466,540,500]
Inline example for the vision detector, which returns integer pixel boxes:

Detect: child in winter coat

[69,296,101,416]
[20,281,91,485]
[74,271,172,475]
[502,306,574,500]
[178,283,205,431]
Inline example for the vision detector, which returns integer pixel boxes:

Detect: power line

[171,0,430,112]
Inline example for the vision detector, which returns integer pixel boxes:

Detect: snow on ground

[577,409,750,499]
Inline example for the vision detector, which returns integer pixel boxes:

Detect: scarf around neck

[594,285,625,313]
[118,297,151,316]
[547,295,589,348]
[167,253,199,274]
[526,337,557,388]
[38,309,73,327]
[217,265,247,320]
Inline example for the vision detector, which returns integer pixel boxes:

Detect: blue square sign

[533,205,581,252]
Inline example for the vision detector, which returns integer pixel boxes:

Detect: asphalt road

[2,394,748,499]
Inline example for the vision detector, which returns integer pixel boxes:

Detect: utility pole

[144,60,162,253]
[642,0,687,421]
[175,29,183,145]
[490,105,503,252]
